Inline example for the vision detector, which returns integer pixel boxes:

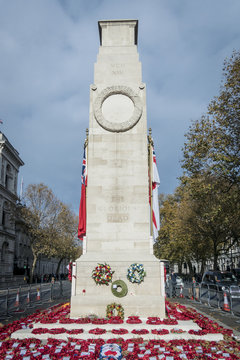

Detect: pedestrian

[192,276,196,299]
[170,271,177,298]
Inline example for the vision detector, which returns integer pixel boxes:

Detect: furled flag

[151,146,160,242]
[78,147,87,240]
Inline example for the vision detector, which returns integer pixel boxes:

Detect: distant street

[167,281,240,322]
[0,280,71,318]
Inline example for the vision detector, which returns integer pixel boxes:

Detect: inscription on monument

[107,214,129,223]
[111,196,124,202]
[111,63,125,75]
[98,204,128,212]
[109,205,129,212]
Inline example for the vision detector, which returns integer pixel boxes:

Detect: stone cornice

[0,184,18,201]
[0,132,24,168]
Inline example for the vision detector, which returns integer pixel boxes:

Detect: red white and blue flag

[152,146,160,242]
[78,147,87,240]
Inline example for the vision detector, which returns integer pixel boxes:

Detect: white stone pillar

[71,262,76,296]
[160,261,165,298]
[149,236,154,255]
[70,20,165,318]
[82,236,87,255]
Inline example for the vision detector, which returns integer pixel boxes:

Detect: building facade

[0,132,24,283]
[0,132,69,286]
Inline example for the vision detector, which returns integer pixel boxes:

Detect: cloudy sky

[0,0,240,213]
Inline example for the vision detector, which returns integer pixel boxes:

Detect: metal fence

[0,280,71,318]
[166,281,240,317]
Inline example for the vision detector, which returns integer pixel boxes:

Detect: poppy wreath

[111,280,128,298]
[126,316,142,324]
[92,263,114,285]
[106,303,124,319]
[127,263,146,284]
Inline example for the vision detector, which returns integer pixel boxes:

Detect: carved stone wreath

[93,85,143,132]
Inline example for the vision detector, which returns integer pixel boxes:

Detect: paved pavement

[169,297,240,337]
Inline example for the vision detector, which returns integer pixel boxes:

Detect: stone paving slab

[33,319,201,331]
[12,327,224,342]
[11,318,224,342]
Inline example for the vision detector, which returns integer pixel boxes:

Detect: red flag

[151,146,160,242]
[78,147,87,240]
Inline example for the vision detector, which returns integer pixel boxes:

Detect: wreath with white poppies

[106,303,124,319]
[127,263,146,284]
[92,263,114,285]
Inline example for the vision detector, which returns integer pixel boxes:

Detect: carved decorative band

[93,85,143,132]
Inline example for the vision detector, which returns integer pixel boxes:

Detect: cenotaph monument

[71,20,165,318]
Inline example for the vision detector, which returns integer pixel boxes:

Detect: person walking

[170,271,177,298]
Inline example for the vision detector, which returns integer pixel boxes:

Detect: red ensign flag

[78,148,87,240]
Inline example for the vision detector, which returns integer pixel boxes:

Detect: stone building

[0,132,70,285]
[0,132,24,283]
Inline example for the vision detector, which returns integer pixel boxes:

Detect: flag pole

[82,128,89,254]
[148,128,153,237]
[85,127,88,204]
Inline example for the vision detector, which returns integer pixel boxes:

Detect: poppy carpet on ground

[0,301,239,359]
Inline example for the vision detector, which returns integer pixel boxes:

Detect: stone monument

[71,20,165,318]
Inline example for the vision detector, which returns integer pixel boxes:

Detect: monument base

[70,252,166,319]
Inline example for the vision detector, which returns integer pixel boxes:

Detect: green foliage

[157,50,240,272]
[182,50,240,187]
[155,189,209,271]
[20,183,80,282]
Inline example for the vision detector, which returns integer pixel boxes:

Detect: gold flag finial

[85,128,89,148]
[148,128,153,146]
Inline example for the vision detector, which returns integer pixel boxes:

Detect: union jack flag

[81,148,87,186]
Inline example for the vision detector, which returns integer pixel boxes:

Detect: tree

[20,183,80,282]
[50,203,81,275]
[182,176,239,270]
[182,50,240,188]
[180,49,240,270]
[155,188,210,274]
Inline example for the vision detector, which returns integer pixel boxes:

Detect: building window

[2,202,9,227]
[2,210,6,226]
[5,164,12,191]
[1,241,9,262]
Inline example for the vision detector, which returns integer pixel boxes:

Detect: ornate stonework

[93,85,143,132]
